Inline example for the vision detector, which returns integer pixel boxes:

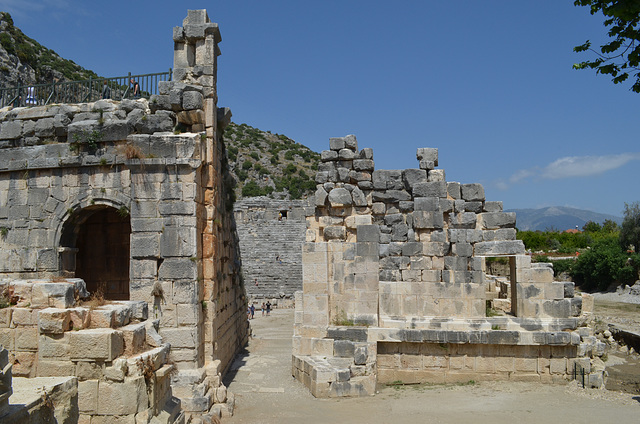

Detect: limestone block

[182,91,204,110]
[328,188,352,207]
[120,322,146,356]
[480,212,516,230]
[15,326,38,351]
[0,308,12,328]
[11,351,36,377]
[159,327,199,349]
[158,258,197,280]
[413,211,444,229]
[474,240,525,256]
[76,361,104,380]
[530,266,554,284]
[39,333,71,360]
[581,293,594,314]
[413,181,446,198]
[37,360,76,377]
[38,308,71,334]
[89,308,115,328]
[0,120,23,139]
[324,226,346,241]
[78,380,98,413]
[32,283,75,309]
[416,148,438,165]
[330,137,346,151]
[484,201,503,212]
[461,183,485,201]
[69,328,124,361]
[68,308,90,330]
[97,376,148,415]
[428,169,445,182]
[449,212,477,229]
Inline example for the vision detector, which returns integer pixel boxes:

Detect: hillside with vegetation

[0,12,99,87]
[517,203,640,292]
[222,122,320,201]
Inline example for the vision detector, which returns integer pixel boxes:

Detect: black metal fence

[0,70,172,108]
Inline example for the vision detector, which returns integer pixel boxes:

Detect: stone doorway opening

[60,205,131,300]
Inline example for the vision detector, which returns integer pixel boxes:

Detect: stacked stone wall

[234,197,312,303]
[0,9,248,420]
[293,135,600,398]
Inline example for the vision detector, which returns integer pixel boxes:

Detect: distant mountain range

[505,206,623,232]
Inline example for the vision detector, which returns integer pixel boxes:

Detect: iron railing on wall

[0,70,172,108]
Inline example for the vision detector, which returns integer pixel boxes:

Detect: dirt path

[223,309,639,423]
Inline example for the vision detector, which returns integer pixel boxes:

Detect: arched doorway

[60,205,131,300]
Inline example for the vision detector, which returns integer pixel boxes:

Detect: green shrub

[551,259,575,277]
[283,163,297,175]
[250,152,259,161]
[242,180,263,197]
[242,160,253,170]
[572,236,638,291]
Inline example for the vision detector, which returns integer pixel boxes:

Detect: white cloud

[541,153,640,179]
[495,152,640,190]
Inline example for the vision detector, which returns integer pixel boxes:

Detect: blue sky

[1,1,638,217]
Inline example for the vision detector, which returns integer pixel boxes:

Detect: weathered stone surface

[461,183,485,201]
[328,188,352,207]
[413,181,446,198]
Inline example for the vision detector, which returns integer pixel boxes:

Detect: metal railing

[0,69,172,108]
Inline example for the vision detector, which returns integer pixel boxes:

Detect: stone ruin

[234,197,313,306]
[292,136,606,397]
[0,10,247,423]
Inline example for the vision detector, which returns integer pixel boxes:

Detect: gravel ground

[224,309,640,424]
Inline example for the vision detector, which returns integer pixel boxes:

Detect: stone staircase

[0,278,185,423]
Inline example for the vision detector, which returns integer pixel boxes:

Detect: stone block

[330,137,345,151]
[416,148,438,165]
[413,181,446,198]
[37,360,76,377]
[97,376,148,415]
[461,184,485,201]
[474,241,525,256]
[39,333,71,360]
[15,326,38,351]
[413,211,444,229]
[480,212,516,229]
[69,328,124,361]
[38,308,71,334]
[78,380,99,413]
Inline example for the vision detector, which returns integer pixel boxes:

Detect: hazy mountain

[506,206,623,232]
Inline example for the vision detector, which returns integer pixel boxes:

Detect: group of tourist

[247,301,271,319]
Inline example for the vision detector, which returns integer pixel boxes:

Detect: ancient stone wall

[0,10,247,421]
[234,197,312,304]
[293,136,602,398]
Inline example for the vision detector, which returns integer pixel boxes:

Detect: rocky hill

[0,12,98,88]
[222,122,320,200]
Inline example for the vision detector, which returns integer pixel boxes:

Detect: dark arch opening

[59,205,131,300]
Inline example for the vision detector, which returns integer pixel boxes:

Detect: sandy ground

[224,309,639,424]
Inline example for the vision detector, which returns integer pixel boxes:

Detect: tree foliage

[620,201,640,252]
[573,0,640,92]
[572,236,638,291]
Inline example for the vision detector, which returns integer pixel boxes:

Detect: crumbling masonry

[0,10,247,422]
[293,136,604,397]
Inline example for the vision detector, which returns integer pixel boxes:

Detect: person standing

[261,302,266,316]
[102,80,111,99]
[130,78,140,98]
[266,301,271,316]
[250,303,255,319]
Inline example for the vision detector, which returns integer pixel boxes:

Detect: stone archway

[59,205,131,300]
